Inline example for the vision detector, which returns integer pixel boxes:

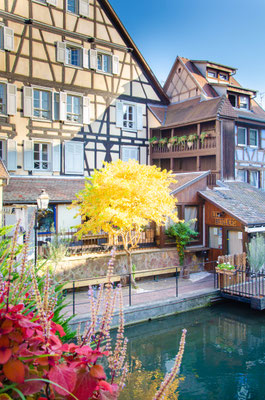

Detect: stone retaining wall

[55,248,204,281]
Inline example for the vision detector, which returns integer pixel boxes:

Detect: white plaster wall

[57,205,81,232]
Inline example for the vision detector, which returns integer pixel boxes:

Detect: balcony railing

[151,136,216,154]
[37,227,156,257]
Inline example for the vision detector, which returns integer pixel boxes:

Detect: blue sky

[110,0,265,105]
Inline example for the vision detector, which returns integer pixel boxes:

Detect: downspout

[220,119,224,180]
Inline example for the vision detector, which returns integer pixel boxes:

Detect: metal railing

[215,267,265,299]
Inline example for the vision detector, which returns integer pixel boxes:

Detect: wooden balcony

[151,136,217,158]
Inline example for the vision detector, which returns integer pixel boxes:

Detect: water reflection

[119,302,265,400]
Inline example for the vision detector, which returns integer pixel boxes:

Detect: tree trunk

[127,252,137,288]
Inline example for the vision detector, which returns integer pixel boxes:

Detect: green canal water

[119,302,265,400]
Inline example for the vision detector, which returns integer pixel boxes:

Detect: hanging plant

[187,134,198,148]
[148,136,159,146]
[200,132,210,144]
[168,136,178,148]
[166,221,198,265]
[158,137,168,146]
[177,135,188,146]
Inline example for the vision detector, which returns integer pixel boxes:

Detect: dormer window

[228,93,250,110]
[239,96,249,110]
[219,72,228,81]
[207,69,217,78]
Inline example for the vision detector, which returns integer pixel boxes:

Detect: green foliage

[166,221,198,265]
[216,262,235,271]
[247,234,265,272]
[46,230,71,267]
[148,136,159,145]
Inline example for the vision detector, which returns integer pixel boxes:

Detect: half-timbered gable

[0,0,167,181]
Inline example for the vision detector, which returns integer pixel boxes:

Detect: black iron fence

[215,267,265,299]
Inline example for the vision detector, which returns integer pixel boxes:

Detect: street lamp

[35,189,50,268]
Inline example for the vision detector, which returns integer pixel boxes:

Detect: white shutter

[83,48,89,69]
[7,84,17,115]
[52,140,61,172]
[89,49,97,70]
[23,140,34,171]
[56,41,66,63]
[112,55,119,75]
[79,0,89,17]
[46,0,58,5]
[122,147,138,162]
[122,147,130,162]
[7,139,17,171]
[136,104,143,131]
[3,27,14,51]
[59,92,67,121]
[23,86,33,118]
[116,101,123,128]
[65,141,84,174]
[83,96,90,124]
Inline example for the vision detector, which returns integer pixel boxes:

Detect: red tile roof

[3,177,86,204]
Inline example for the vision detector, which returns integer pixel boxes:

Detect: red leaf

[3,359,25,383]
[48,364,77,396]
[18,374,45,395]
[0,348,12,364]
[99,384,119,400]
[71,368,98,400]
[52,322,65,337]
[0,319,13,334]
[90,365,106,380]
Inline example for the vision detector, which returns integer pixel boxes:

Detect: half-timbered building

[0,0,168,232]
[149,57,265,189]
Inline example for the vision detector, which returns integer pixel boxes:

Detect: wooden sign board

[205,202,242,228]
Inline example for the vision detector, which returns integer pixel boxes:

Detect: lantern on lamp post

[35,189,50,268]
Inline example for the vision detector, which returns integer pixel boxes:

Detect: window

[123,104,135,130]
[97,53,111,74]
[33,143,50,170]
[239,96,249,110]
[237,127,247,146]
[250,171,259,188]
[121,146,139,162]
[237,169,247,183]
[37,206,56,234]
[208,69,217,78]
[67,0,78,13]
[249,129,258,147]
[0,83,6,115]
[219,72,228,81]
[0,141,3,160]
[66,45,82,67]
[209,227,222,249]
[33,89,51,120]
[67,95,82,123]
[184,206,198,233]
[228,93,237,107]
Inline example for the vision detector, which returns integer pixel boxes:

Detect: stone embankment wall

[55,248,204,281]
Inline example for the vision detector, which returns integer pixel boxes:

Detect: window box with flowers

[215,262,236,276]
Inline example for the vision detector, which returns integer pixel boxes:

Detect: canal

[119,302,265,400]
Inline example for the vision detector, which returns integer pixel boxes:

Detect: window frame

[65,44,82,68]
[219,72,229,81]
[66,94,83,124]
[33,88,52,121]
[237,169,247,183]
[121,145,139,162]
[237,127,247,146]
[96,52,112,74]
[249,170,260,188]
[249,129,259,148]
[0,82,7,116]
[67,0,79,14]
[37,205,56,235]
[239,95,249,110]
[207,69,217,79]
[122,102,136,131]
[33,142,51,171]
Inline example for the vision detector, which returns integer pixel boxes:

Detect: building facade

[0,0,167,232]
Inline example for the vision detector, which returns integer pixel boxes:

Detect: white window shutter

[79,0,89,17]
[3,27,14,51]
[56,41,66,63]
[122,147,139,162]
[46,0,58,5]
[83,48,89,69]
[83,96,90,125]
[136,104,143,131]
[23,140,33,171]
[116,101,123,128]
[65,141,84,174]
[122,147,130,162]
[59,92,67,121]
[112,55,119,75]
[23,86,33,118]
[89,49,97,70]
[52,140,61,172]
[7,84,17,115]
[7,139,17,171]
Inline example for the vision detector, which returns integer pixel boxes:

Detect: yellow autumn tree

[72,160,178,283]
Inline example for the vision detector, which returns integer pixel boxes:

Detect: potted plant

[148,136,159,146]
[200,132,210,144]
[168,136,178,148]
[178,135,188,146]
[187,133,198,148]
[159,137,168,146]
[215,262,236,276]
